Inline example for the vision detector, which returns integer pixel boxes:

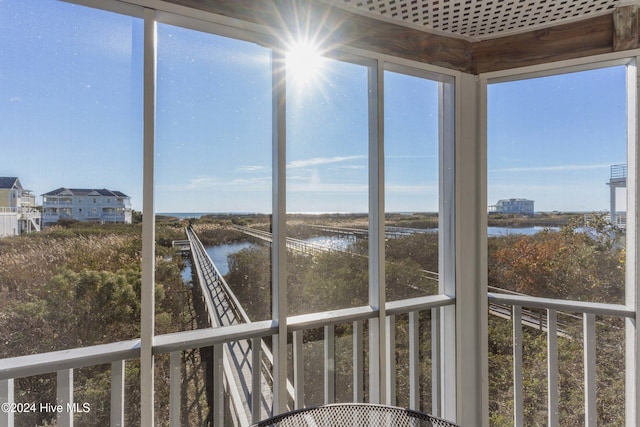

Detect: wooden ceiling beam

[613,5,640,51]
[473,14,614,74]
[159,0,474,73]
[158,1,638,75]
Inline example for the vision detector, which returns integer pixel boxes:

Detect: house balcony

[43,200,74,207]
[42,212,72,223]
[100,214,128,222]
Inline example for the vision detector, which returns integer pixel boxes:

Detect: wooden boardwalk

[233,224,337,255]
[187,226,289,425]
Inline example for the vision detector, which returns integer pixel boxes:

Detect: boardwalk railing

[233,225,336,255]
[308,224,432,239]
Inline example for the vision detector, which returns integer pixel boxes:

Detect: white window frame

[480,51,640,427]
[52,0,462,424]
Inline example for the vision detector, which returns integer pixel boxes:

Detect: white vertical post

[169,352,181,427]
[454,72,488,426]
[584,313,597,427]
[440,75,457,420]
[385,315,396,406]
[626,56,640,427]
[547,309,559,427]
[368,57,386,405]
[512,306,523,427]
[213,344,224,426]
[111,360,125,427]
[141,7,156,427]
[409,311,419,411]
[324,325,336,404]
[353,320,364,403]
[611,178,618,225]
[271,47,288,415]
[431,307,442,416]
[57,369,73,427]
[0,379,14,427]
[293,331,304,409]
[251,337,262,422]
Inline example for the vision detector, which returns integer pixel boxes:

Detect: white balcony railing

[1,291,636,426]
[487,292,633,426]
[0,295,454,427]
[43,200,73,206]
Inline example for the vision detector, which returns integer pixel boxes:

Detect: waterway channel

[181,226,553,284]
[181,241,258,283]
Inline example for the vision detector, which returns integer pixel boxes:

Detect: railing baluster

[0,379,14,427]
[169,352,181,427]
[513,306,523,427]
[385,315,396,406]
[111,360,125,427]
[353,320,364,403]
[251,337,262,422]
[431,307,441,417]
[213,344,224,426]
[324,325,335,404]
[584,313,597,427]
[293,331,304,409]
[56,369,73,427]
[409,311,419,411]
[547,309,558,427]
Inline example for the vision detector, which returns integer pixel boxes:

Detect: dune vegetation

[0,212,627,425]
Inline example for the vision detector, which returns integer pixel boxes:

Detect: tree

[489,228,624,303]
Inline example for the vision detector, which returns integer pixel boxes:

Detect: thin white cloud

[337,165,366,170]
[490,163,611,173]
[237,165,267,172]
[288,182,368,193]
[386,154,437,159]
[9,97,21,102]
[157,176,270,192]
[385,184,436,194]
[287,155,366,169]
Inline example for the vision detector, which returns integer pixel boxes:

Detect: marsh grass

[0,222,197,425]
[0,226,142,306]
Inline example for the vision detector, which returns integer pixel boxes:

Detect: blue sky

[488,67,627,212]
[0,0,144,208]
[0,0,628,214]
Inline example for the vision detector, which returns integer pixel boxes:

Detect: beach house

[0,177,41,237]
[42,187,132,225]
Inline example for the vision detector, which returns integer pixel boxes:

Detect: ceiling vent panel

[334,0,620,39]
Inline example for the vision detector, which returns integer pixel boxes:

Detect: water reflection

[206,241,258,275]
[180,226,554,285]
[304,235,356,251]
[488,226,559,236]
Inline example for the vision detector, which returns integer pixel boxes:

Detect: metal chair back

[252,403,459,427]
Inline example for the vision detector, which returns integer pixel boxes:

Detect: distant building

[42,188,132,225]
[0,177,42,237]
[489,198,534,215]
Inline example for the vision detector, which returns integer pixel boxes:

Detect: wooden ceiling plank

[473,14,614,74]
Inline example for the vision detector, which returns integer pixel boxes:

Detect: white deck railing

[0,294,454,427]
[488,292,634,426]
[2,292,632,426]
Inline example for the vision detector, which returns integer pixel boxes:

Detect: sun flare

[286,39,324,87]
